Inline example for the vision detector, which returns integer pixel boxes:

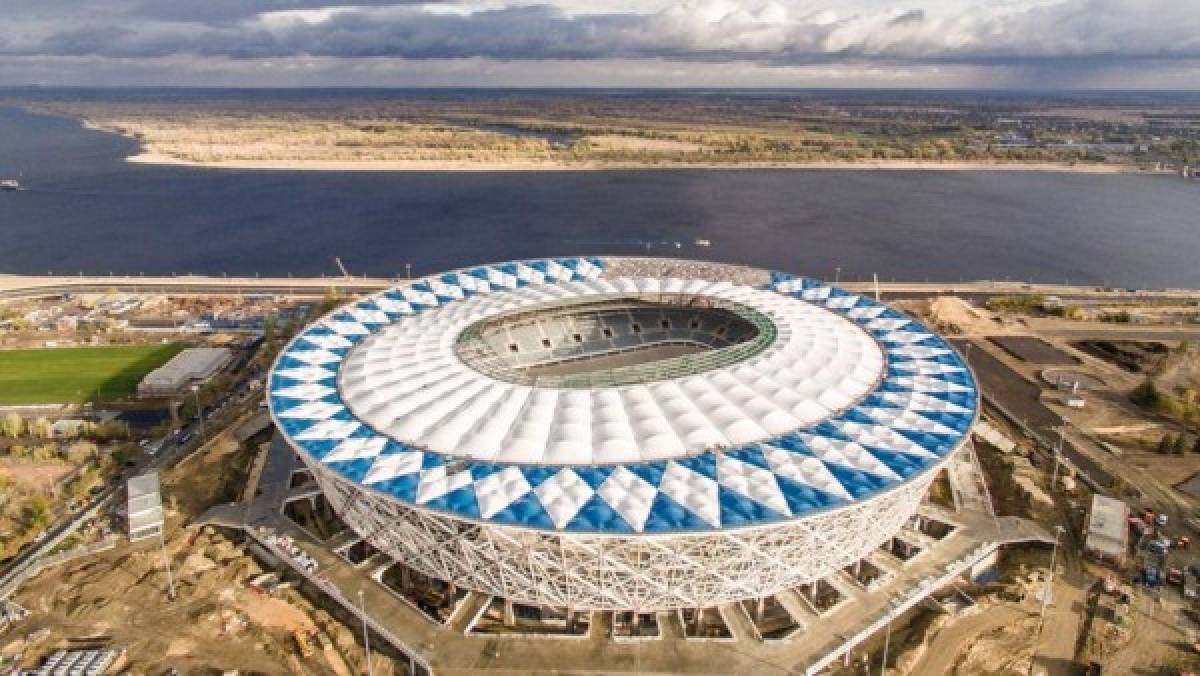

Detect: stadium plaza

[218,256,1053,675]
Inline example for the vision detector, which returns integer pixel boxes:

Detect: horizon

[4,1,1199,89]
[6,85,1200,95]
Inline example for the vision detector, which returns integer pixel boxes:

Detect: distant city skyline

[1,0,1198,88]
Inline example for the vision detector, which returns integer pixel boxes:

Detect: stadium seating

[456,295,774,387]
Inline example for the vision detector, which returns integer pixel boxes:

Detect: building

[137,347,232,398]
[48,418,87,439]
[126,471,164,541]
[268,256,979,612]
[1084,494,1129,566]
[34,648,120,675]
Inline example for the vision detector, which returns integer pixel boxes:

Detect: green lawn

[0,344,185,405]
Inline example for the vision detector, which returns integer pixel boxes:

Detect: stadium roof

[269,257,977,535]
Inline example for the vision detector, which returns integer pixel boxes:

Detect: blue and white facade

[268,257,978,610]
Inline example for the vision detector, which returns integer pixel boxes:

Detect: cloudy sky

[1,0,1198,87]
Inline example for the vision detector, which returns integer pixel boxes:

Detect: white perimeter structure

[269,257,978,610]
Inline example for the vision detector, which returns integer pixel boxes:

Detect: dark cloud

[888,10,924,27]
[0,0,1198,85]
[127,0,425,23]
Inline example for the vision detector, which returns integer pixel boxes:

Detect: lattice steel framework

[301,450,947,611]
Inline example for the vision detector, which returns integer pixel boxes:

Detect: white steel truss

[302,451,942,611]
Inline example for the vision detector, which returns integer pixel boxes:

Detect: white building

[1084,494,1129,566]
[127,471,164,541]
[137,347,232,398]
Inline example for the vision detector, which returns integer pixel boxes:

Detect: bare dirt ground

[1,429,372,675]
[0,460,73,493]
[902,604,1026,675]
[581,134,710,153]
[870,297,1199,675]
[951,614,1039,674]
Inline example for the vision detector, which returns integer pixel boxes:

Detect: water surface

[1,105,1198,287]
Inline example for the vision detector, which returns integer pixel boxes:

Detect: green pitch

[0,344,185,405]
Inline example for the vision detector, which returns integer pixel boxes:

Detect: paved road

[951,338,1116,490]
[0,280,391,300]
[2,273,1198,300]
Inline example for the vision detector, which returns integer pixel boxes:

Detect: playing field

[0,344,185,405]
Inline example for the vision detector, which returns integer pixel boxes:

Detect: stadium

[267,256,978,614]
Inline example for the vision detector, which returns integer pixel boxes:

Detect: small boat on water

[0,179,20,191]
[694,238,712,247]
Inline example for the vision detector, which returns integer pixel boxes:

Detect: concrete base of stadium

[199,435,1053,675]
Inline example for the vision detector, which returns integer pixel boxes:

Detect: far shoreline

[126,151,1157,174]
[62,112,1163,175]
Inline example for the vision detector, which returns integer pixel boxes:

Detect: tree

[1132,378,1166,409]
[67,470,95,499]
[0,412,24,438]
[1158,434,1176,454]
[318,288,342,316]
[23,494,51,532]
[93,421,129,441]
[28,417,51,440]
[1193,435,1200,454]
[262,314,276,343]
[1174,434,1190,455]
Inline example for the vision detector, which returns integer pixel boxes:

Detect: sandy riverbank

[127,151,1151,173]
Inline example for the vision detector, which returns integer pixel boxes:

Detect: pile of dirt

[951,615,1037,675]
[927,296,986,335]
[1080,592,1132,664]
[12,525,356,674]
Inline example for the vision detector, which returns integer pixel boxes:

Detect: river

[1,104,1198,287]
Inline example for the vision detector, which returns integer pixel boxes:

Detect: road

[951,338,1119,492]
[0,277,391,300]
[2,272,1199,300]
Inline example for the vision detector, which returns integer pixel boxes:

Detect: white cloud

[0,0,1197,86]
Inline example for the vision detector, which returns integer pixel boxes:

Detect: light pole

[835,266,842,285]
[159,529,177,600]
[405,263,412,281]
[359,589,373,676]
[191,385,206,445]
[1030,524,1065,675]
[879,599,901,676]
[1051,420,1070,492]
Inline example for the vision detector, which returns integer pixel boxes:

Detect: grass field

[0,344,185,405]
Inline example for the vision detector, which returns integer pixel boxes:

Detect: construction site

[1,268,1199,675]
